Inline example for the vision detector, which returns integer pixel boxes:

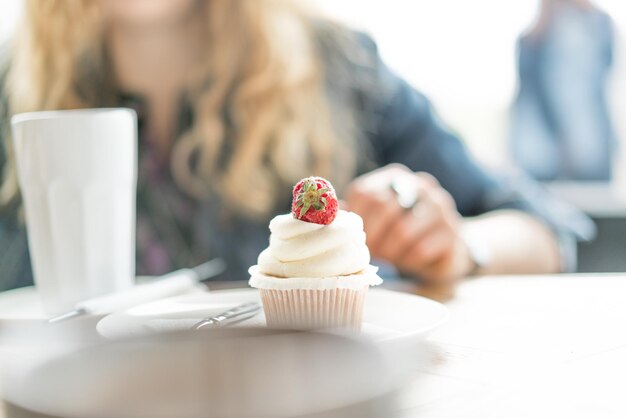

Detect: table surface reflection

[399,273,626,418]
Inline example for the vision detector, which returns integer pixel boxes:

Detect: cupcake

[249,177,382,330]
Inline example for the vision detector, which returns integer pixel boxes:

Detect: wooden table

[2,274,626,417]
[398,273,626,418]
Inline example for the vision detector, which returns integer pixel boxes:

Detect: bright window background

[314,0,626,169]
[0,1,21,41]
[2,0,625,169]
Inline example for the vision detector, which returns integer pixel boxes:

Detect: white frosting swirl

[257,210,371,278]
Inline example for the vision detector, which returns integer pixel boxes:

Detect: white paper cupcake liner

[259,287,368,331]
[249,265,382,330]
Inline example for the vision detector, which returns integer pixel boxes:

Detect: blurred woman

[511,0,616,181]
[0,0,590,291]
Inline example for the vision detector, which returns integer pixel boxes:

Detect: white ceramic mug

[11,109,137,315]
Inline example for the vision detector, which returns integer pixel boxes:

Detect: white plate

[0,286,46,321]
[97,288,448,343]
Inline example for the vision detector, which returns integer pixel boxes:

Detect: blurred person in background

[510,0,616,181]
[0,0,591,292]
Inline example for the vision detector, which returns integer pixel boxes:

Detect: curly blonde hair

[2,0,355,218]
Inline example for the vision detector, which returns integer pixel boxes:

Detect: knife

[48,259,226,324]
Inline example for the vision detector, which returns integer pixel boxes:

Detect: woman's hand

[345,164,473,284]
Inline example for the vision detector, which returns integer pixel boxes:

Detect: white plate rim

[96,288,449,344]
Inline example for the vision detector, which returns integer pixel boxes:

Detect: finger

[368,175,441,260]
[365,163,412,183]
[344,185,367,215]
[376,199,441,262]
[361,192,405,254]
[415,172,441,188]
[344,185,381,220]
[347,176,404,251]
[349,164,410,194]
[346,185,403,254]
[427,182,458,213]
[421,239,468,284]
[398,226,456,273]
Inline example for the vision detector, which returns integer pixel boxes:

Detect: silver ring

[390,179,420,211]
